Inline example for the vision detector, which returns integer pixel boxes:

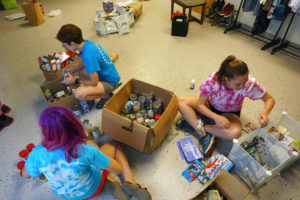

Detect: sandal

[103,180,130,200]
[121,182,152,200]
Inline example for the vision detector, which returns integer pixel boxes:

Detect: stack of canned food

[120,92,163,128]
[43,84,77,103]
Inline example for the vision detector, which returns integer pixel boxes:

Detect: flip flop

[103,180,130,200]
[121,182,152,200]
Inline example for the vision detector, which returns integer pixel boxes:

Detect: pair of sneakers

[176,118,215,157]
[0,104,14,131]
[83,93,113,110]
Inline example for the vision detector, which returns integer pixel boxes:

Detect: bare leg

[87,140,136,184]
[178,96,204,137]
[74,82,107,101]
[204,113,242,140]
[178,96,242,140]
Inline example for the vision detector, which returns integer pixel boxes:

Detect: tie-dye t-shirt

[199,72,265,112]
[25,144,110,200]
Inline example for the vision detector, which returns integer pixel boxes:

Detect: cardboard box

[128,3,142,18]
[21,0,45,26]
[40,68,62,81]
[102,78,178,153]
[40,79,79,110]
[214,170,249,200]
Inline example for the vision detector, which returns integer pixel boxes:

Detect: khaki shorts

[101,81,118,95]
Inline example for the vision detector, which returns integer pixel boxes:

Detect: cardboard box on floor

[41,68,62,81]
[213,170,249,200]
[102,78,178,153]
[40,79,80,110]
[127,3,142,18]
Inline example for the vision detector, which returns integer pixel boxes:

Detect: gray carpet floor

[0,0,300,199]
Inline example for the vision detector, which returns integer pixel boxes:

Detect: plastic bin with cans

[228,112,300,192]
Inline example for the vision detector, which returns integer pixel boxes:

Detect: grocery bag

[21,0,45,26]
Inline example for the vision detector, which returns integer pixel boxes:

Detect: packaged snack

[182,159,205,182]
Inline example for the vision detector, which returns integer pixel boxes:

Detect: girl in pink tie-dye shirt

[178,55,274,156]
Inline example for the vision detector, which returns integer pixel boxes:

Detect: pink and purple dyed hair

[39,106,86,162]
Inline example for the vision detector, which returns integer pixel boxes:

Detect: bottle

[83,120,93,140]
[190,79,195,90]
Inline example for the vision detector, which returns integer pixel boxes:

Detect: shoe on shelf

[1,104,11,114]
[96,93,113,109]
[220,3,231,16]
[224,4,234,17]
[211,15,220,26]
[198,133,216,157]
[217,0,225,12]
[0,115,14,131]
[219,16,226,25]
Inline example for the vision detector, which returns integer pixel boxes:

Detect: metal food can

[67,85,73,95]
[44,89,52,100]
[61,70,69,78]
[80,100,89,114]
[121,101,133,114]
[147,119,156,127]
[129,113,136,121]
[137,117,144,124]
[152,100,162,114]
[72,105,82,119]
[147,110,154,119]
[138,95,146,109]
[140,109,148,119]
[133,101,140,112]
[145,93,153,110]
[129,93,138,102]
[135,112,143,119]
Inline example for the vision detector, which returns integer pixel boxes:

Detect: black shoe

[87,100,95,111]
[198,133,216,157]
[0,115,14,131]
[176,119,195,134]
[96,93,113,109]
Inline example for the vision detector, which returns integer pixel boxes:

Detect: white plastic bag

[112,14,130,34]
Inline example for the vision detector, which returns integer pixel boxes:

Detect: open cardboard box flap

[214,170,249,200]
[102,78,178,153]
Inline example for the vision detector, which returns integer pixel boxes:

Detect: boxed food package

[39,50,74,81]
[40,79,79,110]
[101,78,178,153]
[228,112,300,192]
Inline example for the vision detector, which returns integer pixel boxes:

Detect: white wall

[229,0,300,45]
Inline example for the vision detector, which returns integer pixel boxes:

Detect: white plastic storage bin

[228,112,300,192]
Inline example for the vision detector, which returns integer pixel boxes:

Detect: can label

[122,101,133,114]
[138,95,146,109]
